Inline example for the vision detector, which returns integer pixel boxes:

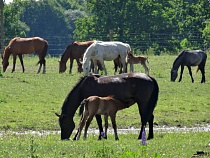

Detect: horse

[76,95,129,140]
[2,37,48,73]
[59,41,94,73]
[126,51,149,75]
[55,72,159,140]
[82,41,131,76]
[171,50,207,83]
[113,56,124,74]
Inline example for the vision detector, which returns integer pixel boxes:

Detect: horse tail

[41,40,48,60]
[146,76,159,122]
[79,99,89,116]
[196,67,199,73]
[36,40,48,65]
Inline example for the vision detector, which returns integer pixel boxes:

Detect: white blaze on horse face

[83,58,90,76]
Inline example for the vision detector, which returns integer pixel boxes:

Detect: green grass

[0,55,210,157]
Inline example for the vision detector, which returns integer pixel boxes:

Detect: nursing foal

[76,96,129,140]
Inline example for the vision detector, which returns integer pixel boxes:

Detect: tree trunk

[0,0,4,57]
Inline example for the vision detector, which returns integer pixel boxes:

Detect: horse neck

[61,47,71,63]
[61,78,86,116]
[172,56,182,71]
[2,47,11,62]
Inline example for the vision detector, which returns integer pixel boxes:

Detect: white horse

[82,41,131,76]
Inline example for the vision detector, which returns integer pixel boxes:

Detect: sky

[5,0,13,4]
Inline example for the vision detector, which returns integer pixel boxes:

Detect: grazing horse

[2,37,48,73]
[76,96,129,140]
[55,73,159,140]
[171,50,207,83]
[126,51,149,75]
[83,41,131,75]
[59,41,94,73]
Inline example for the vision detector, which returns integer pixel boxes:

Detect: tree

[0,0,4,55]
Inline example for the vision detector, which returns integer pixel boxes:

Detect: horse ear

[55,112,61,117]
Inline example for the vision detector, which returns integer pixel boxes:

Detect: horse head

[2,47,10,72]
[59,61,66,73]
[55,112,75,140]
[77,62,83,73]
[170,69,178,82]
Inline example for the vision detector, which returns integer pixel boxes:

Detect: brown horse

[126,51,149,75]
[59,41,94,73]
[76,96,129,140]
[55,73,159,140]
[2,37,48,73]
[171,50,207,83]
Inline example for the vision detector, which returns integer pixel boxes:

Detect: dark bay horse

[2,37,48,73]
[55,73,159,140]
[59,41,94,73]
[171,50,207,83]
[76,95,129,140]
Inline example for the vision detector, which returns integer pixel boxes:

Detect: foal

[126,51,149,75]
[76,96,129,140]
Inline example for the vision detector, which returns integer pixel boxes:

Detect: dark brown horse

[2,37,48,73]
[171,50,207,83]
[76,95,129,140]
[56,73,159,140]
[59,41,94,73]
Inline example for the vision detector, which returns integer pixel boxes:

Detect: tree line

[1,0,210,56]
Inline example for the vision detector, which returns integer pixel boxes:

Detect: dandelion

[141,128,147,146]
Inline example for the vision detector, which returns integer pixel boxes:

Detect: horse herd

[1,37,208,141]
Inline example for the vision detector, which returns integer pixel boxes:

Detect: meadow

[0,54,210,157]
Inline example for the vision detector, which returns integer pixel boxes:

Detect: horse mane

[61,76,88,113]
[172,50,186,67]
[60,42,74,61]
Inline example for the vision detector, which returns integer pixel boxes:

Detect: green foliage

[3,0,210,55]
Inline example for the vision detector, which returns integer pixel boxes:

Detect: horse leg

[42,59,46,74]
[69,58,74,74]
[178,65,184,82]
[95,114,105,140]
[142,63,149,75]
[147,114,154,140]
[120,58,126,73]
[137,102,148,140]
[104,115,109,139]
[187,66,194,83]
[130,63,134,72]
[99,60,107,75]
[198,64,206,83]
[83,114,94,140]
[12,54,17,73]
[93,60,98,74]
[18,54,25,73]
[76,112,88,140]
[110,114,119,140]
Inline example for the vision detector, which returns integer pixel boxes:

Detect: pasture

[0,54,210,157]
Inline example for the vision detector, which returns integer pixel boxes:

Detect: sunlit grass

[0,55,210,157]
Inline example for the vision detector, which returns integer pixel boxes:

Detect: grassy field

[0,54,210,157]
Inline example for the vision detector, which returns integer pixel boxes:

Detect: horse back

[8,37,47,55]
[65,41,94,59]
[183,50,206,66]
